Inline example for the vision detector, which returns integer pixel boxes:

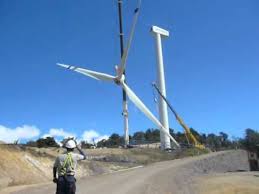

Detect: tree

[200,134,207,144]
[145,129,153,142]
[175,132,188,144]
[96,133,124,148]
[219,132,228,141]
[81,141,93,149]
[36,137,59,148]
[97,139,108,148]
[132,131,145,143]
[26,140,37,147]
[145,128,160,142]
[206,133,221,151]
[105,133,123,147]
[190,128,202,142]
[242,128,259,154]
[219,132,231,148]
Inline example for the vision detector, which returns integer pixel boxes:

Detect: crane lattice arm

[152,83,205,149]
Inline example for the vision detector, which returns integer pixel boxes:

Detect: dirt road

[196,172,259,194]
[6,150,251,194]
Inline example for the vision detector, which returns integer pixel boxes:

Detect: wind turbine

[57,0,180,149]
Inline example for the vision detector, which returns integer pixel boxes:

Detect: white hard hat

[65,140,76,149]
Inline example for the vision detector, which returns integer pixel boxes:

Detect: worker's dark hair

[66,148,74,152]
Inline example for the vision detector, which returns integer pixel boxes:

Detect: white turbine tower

[151,26,171,150]
[57,1,180,149]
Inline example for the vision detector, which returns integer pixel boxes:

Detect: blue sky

[0,0,258,143]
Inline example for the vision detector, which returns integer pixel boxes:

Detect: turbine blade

[121,82,180,147]
[117,0,141,78]
[57,63,115,81]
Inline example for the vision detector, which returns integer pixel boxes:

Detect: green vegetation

[26,137,59,148]
[241,128,259,155]
[95,128,259,153]
[96,128,241,151]
[24,128,259,154]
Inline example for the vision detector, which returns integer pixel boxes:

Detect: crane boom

[152,83,205,149]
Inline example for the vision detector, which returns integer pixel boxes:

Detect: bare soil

[3,150,250,194]
[0,144,208,191]
[196,172,259,194]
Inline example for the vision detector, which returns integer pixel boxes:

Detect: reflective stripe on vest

[60,152,74,176]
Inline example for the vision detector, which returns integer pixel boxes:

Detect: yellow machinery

[152,83,205,149]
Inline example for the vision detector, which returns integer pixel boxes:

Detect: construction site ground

[196,171,259,194]
[0,146,254,194]
[3,171,259,194]
[0,145,207,189]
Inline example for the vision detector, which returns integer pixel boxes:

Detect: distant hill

[0,140,5,144]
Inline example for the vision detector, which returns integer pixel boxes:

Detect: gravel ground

[5,150,249,194]
[196,171,259,194]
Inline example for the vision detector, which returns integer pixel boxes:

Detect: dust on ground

[196,171,259,194]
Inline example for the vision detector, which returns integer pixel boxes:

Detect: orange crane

[152,83,205,149]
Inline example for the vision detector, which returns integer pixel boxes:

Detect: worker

[53,139,86,194]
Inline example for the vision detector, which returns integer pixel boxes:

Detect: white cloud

[82,130,109,144]
[0,125,40,143]
[0,125,109,145]
[43,128,75,139]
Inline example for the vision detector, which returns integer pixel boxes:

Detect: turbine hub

[114,78,121,85]
[114,74,125,85]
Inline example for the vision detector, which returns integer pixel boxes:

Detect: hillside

[0,145,208,191]
[5,150,252,194]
